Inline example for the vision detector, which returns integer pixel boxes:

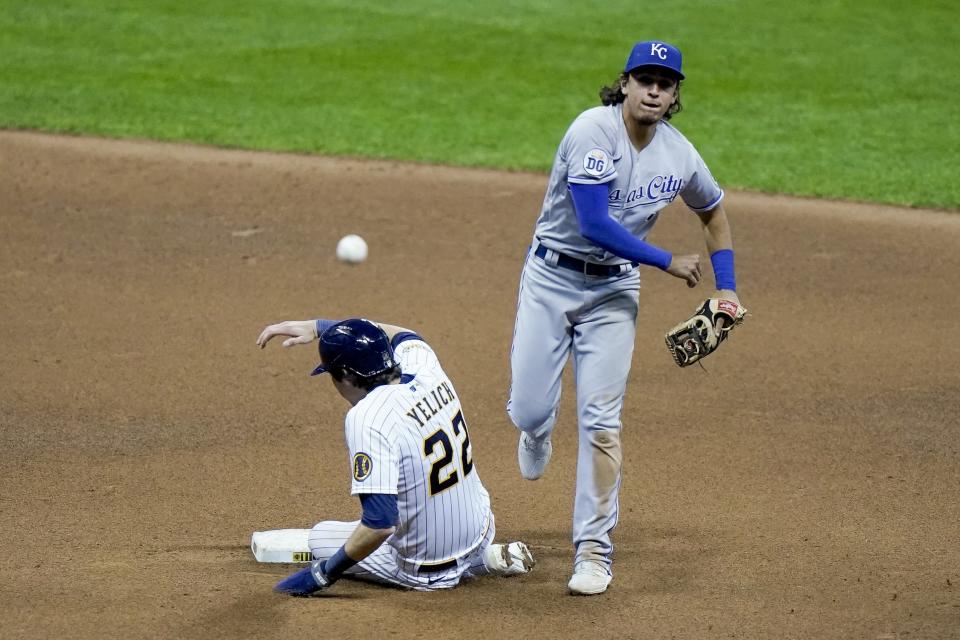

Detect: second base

[250,529,312,563]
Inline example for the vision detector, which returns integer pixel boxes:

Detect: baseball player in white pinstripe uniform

[256,317,534,594]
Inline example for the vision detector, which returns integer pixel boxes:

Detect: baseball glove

[665,298,747,367]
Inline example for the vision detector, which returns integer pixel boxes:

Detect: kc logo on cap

[624,40,685,79]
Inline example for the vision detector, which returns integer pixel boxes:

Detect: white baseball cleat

[484,541,536,576]
[568,561,612,595]
[518,433,552,480]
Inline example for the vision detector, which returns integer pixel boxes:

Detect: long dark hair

[599,71,683,120]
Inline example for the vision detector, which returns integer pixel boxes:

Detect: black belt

[417,558,458,574]
[534,244,637,277]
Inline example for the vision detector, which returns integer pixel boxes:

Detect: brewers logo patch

[353,452,372,481]
[582,148,610,177]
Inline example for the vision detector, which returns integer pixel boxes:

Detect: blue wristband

[710,249,736,291]
[321,547,358,584]
[314,318,339,337]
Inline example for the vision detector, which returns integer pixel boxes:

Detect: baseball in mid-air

[336,234,368,264]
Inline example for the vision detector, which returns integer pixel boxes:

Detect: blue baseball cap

[624,41,684,79]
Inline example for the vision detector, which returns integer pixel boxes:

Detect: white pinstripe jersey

[343,337,491,565]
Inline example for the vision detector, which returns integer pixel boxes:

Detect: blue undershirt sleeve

[314,318,340,337]
[359,493,400,529]
[390,331,424,349]
[569,182,673,270]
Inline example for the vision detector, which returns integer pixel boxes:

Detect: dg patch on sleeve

[582,148,611,177]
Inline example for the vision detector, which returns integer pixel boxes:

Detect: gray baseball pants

[507,246,640,569]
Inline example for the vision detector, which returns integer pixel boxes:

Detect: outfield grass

[2,0,957,209]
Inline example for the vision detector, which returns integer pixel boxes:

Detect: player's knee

[586,428,622,462]
[506,399,557,434]
[588,429,620,447]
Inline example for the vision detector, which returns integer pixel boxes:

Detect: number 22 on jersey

[423,410,473,495]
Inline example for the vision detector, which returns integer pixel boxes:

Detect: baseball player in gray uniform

[257,317,534,594]
[508,40,742,595]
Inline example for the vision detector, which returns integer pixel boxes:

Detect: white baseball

[336,234,368,263]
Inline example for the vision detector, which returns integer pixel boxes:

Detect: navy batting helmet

[310,318,398,378]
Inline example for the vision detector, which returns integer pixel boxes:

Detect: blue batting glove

[273,561,331,596]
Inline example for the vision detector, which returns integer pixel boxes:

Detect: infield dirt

[2,131,958,639]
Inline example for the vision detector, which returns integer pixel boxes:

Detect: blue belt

[534,244,638,277]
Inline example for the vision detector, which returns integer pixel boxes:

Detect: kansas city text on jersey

[609,173,684,207]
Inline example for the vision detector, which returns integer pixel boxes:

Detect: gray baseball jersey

[534,103,723,264]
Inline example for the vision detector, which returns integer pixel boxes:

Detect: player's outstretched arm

[569,182,674,269]
[256,320,317,349]
[569,182,710,291]
[257,318,417,350]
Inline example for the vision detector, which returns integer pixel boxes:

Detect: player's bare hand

[256,320,317,349]
[665,254,701,288]
[714,289,741,306]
